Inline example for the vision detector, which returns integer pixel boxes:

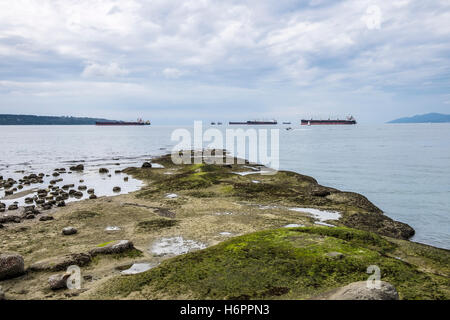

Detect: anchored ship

[301,116,356,126]
[229,120,278,125]
[96,118,151,126]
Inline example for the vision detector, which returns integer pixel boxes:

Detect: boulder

[69,164,84,171]
[7,204,18,211]
[99,168,109,174]
[87,188,95,194]
[62,227,77,236]
[29,253,91,272]
[0,253,25,280]
[48,273,70,290]
[89,240,134,256]
[124,177,129,182]
[142,162,152,168]
[89,194,97,200]
[113,186,121,192]
[0,286,4,300]
[78,185,87,191]
[316,281,399,300]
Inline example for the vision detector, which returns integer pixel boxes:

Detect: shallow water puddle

[214,212,233,215]
[120,263,156,275]
[151,237,206,257]
[105,226,121,231]
[219,232,233,236]
[165,193,178,198]
[283,224,304,228]
[288,207,341,222]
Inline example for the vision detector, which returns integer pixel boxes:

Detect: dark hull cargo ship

[229,120,278,125]
[96,118,151,126]
[301,116,356,125]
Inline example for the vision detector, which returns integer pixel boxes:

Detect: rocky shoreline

[0,151,448,300]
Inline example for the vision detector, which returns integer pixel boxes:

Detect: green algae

[95,227,449,300]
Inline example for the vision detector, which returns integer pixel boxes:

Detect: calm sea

[0,124,449,249]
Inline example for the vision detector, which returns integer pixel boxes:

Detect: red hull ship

[301,116,356,125]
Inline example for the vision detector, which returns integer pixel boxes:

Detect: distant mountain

[388,113,450,123]
[0,114,115,125]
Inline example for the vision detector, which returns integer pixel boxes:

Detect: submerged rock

[315,281,399,300]
[0,253,25,280]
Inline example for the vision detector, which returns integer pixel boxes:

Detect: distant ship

[229,120,278,125]
[301,116,356,125]
[96,118,151,126]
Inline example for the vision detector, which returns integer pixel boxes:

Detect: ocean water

[0,124,448,249]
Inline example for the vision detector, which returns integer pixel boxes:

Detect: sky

[0,0,449,124]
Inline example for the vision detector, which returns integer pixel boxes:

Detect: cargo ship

[96,118,151,126]
[229,120,278,125]
[301,116,356,125]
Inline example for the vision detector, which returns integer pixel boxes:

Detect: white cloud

[81,62,129,78]
[162,68,185,79]
[0,0,449,122]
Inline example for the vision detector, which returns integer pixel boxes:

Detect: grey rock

[48,273,70,290]
[89,240,134,256]
[62,227,77,236]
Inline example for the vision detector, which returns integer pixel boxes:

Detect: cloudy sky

[0,0,449,124]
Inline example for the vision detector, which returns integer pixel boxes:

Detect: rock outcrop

[29,253,91,272]
[314,281,399,300]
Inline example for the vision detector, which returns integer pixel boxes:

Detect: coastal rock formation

[315,281,399,300]
[340,212,415,240]
[89,240,134,256]
[29,253,91,272]
[0,253,25,280]
[0,286,4,300]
